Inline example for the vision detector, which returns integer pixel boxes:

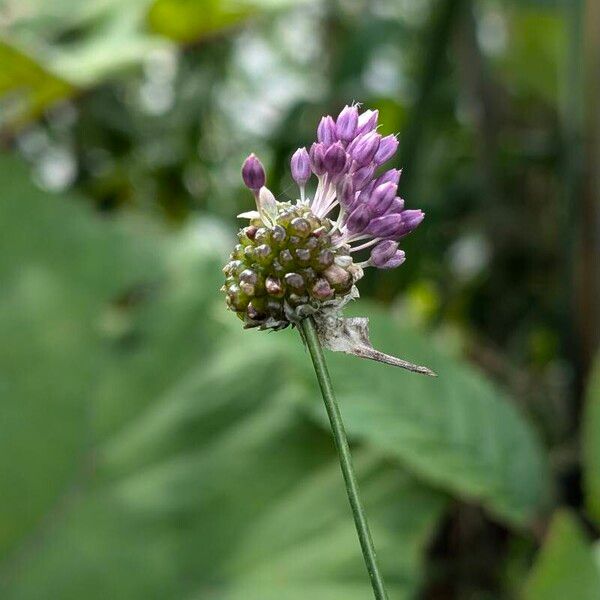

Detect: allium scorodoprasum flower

[223,105,424,330]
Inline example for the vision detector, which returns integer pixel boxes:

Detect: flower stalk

[299,316,389,600]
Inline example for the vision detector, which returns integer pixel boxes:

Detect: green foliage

[523,510,600,600]
[499,9,566,104]
[0,42,73,128]
[297,305,551,526]
[148,0,307,42]
[0,0,302,130]
[148,0,256,42]
[583,354,600,526]
[0,156,445,598]
[0,151,554,596]
[0,0,595,595]
[0,156,157,556]
[0,1,162,129]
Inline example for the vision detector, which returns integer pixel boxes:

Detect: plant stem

[299,317,389,600]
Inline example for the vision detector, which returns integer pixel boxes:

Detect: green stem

[299,317,389,600]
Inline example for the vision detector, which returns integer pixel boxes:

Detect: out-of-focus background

[1,0,599,598]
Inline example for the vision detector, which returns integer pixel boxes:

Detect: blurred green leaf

[0,0,304,131]
[583,353,600,526]
[499,9,566,104]
[0,41,73,129]
[523,510,600,600]
[295,305,552,527]
[148,0,254,42]
[0,0,167,130]
[0,155,159,557]
[147,0,306,42]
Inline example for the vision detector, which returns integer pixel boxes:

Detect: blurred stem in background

[578,0,600,379]
[399,0,464,196]
[299,317,389,600]
[561,0,585,410]
[455,1,502,209]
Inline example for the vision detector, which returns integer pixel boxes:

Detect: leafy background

[1,0,599,598]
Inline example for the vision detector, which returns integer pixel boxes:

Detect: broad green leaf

[523,510,600,600]
[0,156,158,557]
[583,353,600,526]
[294,305,551,526]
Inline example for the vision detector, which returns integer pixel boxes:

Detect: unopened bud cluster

[223,203,359,329]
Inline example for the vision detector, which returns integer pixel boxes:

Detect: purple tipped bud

[352,163,376,190]
[374,134,399,165]
[323,142,347,176]
[291,147,311,186]
[335,105,358,142]
[366,213,404,238]
[376,249,406,269]
[241,153,266,191]
[317,116,337,146]
[398,209,425,235]
[309,143,326,176]
[387,197,405,214]
[350,131,381,166]
[346,204,372,233]
[337,176,356,210]
[356,109,379,136]
[312,278,334,300]
[370,240,399,266]
[367,182,397,216]
[375,168,402,187]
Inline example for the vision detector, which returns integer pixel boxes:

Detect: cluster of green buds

[223,202,361,330]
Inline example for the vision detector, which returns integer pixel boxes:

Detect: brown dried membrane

[222,203,361,330]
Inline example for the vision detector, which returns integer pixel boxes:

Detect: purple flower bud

[387,197,405,214]
[370,240,399,267]
[291,147,311,186]
[335,105,358,142]
[375,168,401,187]
[398,209,425,235]
[346,204,372,233]
[356,109,379,136]
[241,153,266,191]
[309,143,326,176]
[354,178,375,202]
[366,213,403,238]
[376,249,406,269]
[337,176,356,210]
[323,142,347,176]
[352,163,376,190]
[374,134,399,165]
[350,131,381,166]
[317,115,337,146]
[367,182,397,216]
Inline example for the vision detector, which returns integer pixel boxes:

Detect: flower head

[223,105,424,330]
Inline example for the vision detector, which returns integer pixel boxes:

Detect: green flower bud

[222,202,359,329]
